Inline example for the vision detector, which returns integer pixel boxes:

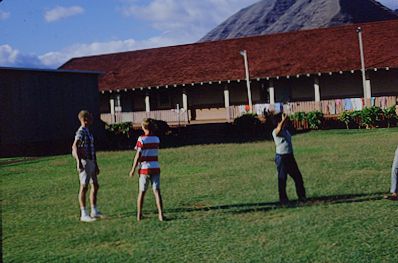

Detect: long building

[60,20,398,125]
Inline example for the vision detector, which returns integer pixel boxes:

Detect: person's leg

[85,161,101,217]
[90,182,101,216]
[390,148,398,196]
[79,184,89,214]
[137,191,146,221]
[153,189,164,221]
[275,154,289,204]
[78,161,95,221]
[137,175,148,221]
[286,155,306,201]
[151,174,163,221]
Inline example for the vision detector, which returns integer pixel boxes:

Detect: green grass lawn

[1,129,398,262]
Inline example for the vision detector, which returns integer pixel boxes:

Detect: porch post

[182,89,189,123]
[314,77,321,111]
[269,80,275,111]
[110,98,115,124]
[224,86,230,122]
[182,90,188,111]
[365,73,372,106]
[314,77,321,102]
[145,92,150,113]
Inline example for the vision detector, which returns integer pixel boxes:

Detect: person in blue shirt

[272,113,306,205]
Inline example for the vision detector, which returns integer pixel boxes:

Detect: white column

[366,79,372,99]
[224,87,230,108]
[269,80,275,105]
[314,77,321,102]
[224,86,230,122]
[182,90,188,111]
[110,98,115,123]
[145,93,150,112]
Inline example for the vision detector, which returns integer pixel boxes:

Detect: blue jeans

[275,154,306,202]
[391,147,398,194]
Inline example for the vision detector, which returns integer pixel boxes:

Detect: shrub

[359,106,383,129]
[289,112,308,130]
[150,119,171,137]
[338,111,353,129]
[233,113,262,139]
[339,111,362,129]
[305,111,324,130]
[290,112,306,121]
[383,105,398,128]
[105,122,133,137]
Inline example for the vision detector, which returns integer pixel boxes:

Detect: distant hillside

[200,0,398,42]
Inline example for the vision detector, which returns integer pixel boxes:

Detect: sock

[91,206,98,214]
[81,208,88,217]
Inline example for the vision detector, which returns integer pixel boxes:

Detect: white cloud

[0,44,42,68]
[119,0,258,40]
[0,36,182,68]
[44,6,84,22]
[0,45,18,65]
[0,10,10,20]
[2,0,261,68]
[39,36,181,67]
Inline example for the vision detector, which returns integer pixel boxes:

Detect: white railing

[101,109,189,125]
[102,96,397,124]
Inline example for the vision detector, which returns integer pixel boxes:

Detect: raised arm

[274,113,289,136]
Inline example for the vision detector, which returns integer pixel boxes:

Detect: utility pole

[240,50,253,113]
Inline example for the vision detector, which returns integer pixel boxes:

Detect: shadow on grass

[0,157,51,168]
[108,192,386,221]
[167,192,386,215]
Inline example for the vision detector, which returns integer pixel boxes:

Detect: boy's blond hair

[78,110,91,120]
[142,118,154,131]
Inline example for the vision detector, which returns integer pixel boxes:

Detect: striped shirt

[135,135,160,175]
[75,126,96,160]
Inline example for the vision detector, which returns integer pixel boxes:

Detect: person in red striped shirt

[129,118,164,221]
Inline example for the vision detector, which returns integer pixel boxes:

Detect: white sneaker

[90,211,104,219]
[80,215,96,222]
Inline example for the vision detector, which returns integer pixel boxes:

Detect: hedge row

[290,105,398,130]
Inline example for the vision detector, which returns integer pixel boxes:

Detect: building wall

[0,68,102,157]
[318,72,363,99]
[370,69,398,96]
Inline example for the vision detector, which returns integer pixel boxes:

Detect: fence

[101,96,397,125]
[101,109,189,126]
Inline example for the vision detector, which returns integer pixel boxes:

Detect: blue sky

[1,0,397,69]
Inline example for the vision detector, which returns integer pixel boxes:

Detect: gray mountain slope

[199,0,398,42]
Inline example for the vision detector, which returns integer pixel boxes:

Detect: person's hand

[282,113,289,122]
[129,168,135,178]
[95,165,100,175]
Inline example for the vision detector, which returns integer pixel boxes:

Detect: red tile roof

[60,20,398,92]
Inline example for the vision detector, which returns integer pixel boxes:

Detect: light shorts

[139,174,160,192]
[79,159,98,186]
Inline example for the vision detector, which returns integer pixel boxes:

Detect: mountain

[199,0,398,42]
